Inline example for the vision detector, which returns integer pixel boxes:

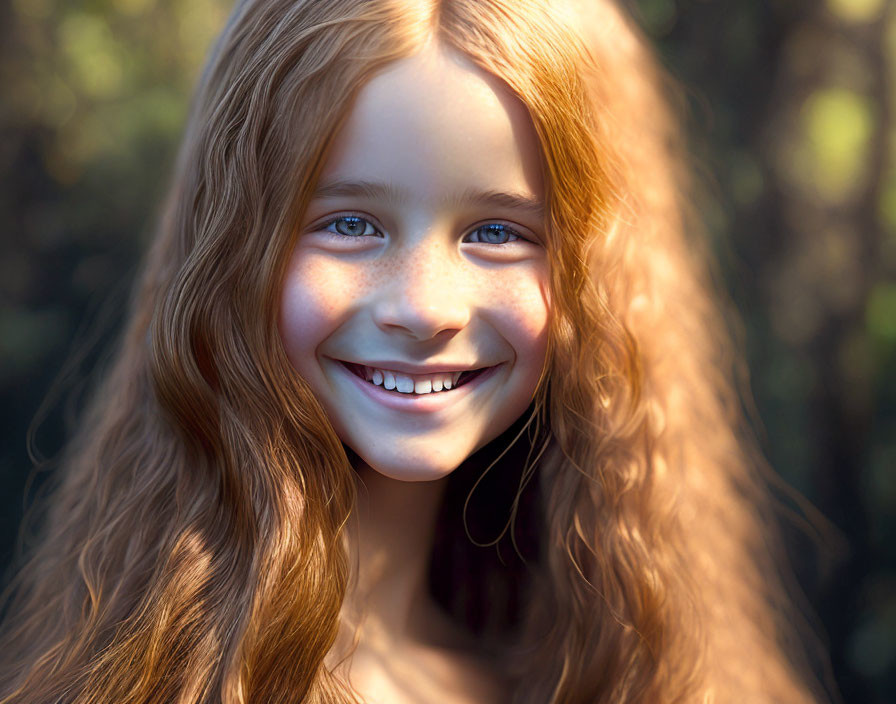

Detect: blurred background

[0,0,892,701]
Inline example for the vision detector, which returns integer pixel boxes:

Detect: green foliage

[867,283,896,345]
[800,88,875,200]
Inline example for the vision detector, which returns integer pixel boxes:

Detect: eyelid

[463,220,538,245]
[304,212,541,245]
[307,212,385,237]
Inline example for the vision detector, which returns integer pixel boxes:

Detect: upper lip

[333,358,497,375]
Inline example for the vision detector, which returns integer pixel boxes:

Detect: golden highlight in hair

[0,1,829,702]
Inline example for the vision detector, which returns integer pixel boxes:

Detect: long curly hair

[0,0,827,702]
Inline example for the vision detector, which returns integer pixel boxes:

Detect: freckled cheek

[278,254,375,370]
[482,269,551,360]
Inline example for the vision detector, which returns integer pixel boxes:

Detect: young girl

[0,0,830,702]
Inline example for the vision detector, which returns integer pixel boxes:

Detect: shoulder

[344,643,508,704]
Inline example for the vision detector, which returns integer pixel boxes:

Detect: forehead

[317,45,544,206]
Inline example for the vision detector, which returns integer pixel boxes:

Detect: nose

[372,242,472,341]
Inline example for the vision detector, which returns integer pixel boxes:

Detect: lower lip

[333,360,503,413]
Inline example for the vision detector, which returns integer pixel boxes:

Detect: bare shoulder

[344,643,509,704]
[420,645,508,704]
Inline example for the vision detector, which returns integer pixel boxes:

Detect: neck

[343,462,448,644]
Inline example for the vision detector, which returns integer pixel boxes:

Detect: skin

[279,43,549,703]
[279,44,550,484]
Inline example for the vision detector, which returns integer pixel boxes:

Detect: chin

[368,466,453,483]
[350,444,464,483]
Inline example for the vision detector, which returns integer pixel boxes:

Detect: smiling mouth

[338,361,493,395]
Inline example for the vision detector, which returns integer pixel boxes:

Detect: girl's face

[279,45,550,481]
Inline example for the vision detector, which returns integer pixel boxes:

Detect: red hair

[0,1,827,701]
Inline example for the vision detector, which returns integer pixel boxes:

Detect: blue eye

[323,216,381,238]
[466,223,522,245]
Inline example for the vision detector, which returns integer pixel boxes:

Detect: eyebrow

[312,179,545,220]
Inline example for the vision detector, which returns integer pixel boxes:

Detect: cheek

[278,251,358,374]
[487,265,551,366]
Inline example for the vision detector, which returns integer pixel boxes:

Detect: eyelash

[315,215,528,245]
[320,215,381,239]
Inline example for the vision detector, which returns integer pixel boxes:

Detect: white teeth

[357,365,482,394]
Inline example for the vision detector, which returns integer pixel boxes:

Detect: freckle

[370,258,399,286]
[294,258,357,314]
